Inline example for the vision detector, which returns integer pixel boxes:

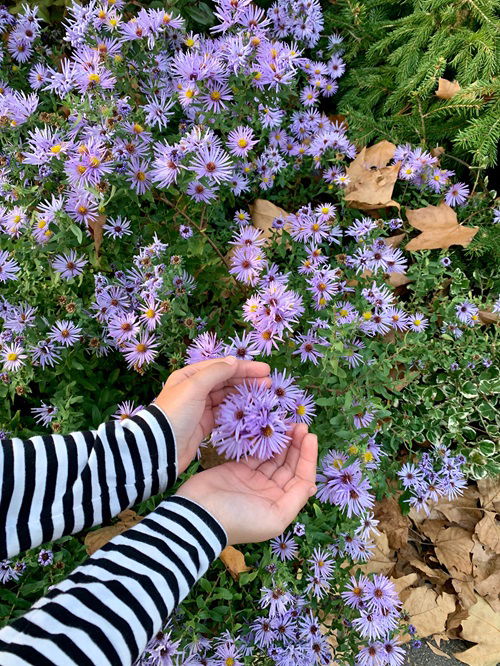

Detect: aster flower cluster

[211,371,314,461]
[398,445,467,515]
[392,145,470,207]
[342,574,405,666]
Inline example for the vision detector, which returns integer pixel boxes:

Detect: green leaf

[69,223,83,244]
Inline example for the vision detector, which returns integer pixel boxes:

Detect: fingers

[269,423,308,486]
[165,358,270,389]
[256,423,305,480]
[209,376,271,407]
[275,433,318,525]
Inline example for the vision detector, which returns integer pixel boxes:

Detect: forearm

[0,496,226,666]
[0,404,177,559]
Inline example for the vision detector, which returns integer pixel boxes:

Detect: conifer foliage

[326,0,499,168]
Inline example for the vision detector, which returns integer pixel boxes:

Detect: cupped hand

[176,424,318,545]
[154,357,270,474]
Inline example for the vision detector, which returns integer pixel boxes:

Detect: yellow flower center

[90,157,101,167]
[363,451,374,462]
[185,38,195,47]
[226,659,234,666]
[237,138,248,148]
[50,144,62,154]
[136,343,147,353]
[340,309,348,317]
[185,89,195,99]
[332,458,344,469]
[136,171,146,181]
[362,312,372,320]
[77,165,87,174]
[414,319,421,326]
[37,219,47,228]
[145,308,155,318]
[88,73,101,83]
[348,445,358,455]
[133,123,143,134]
[7,353,18,361]
[296,405,306,415]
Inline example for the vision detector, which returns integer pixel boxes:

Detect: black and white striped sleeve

[0,496,227,665]
[0,404,177,560]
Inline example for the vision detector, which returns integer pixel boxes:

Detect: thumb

[184,356,237,396]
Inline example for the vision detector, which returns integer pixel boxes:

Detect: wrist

[174,488,229,545]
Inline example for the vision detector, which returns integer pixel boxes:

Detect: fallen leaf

[405,203,478,251]
[477,477,500,512]
[471,538,498,583]
[374,496,410,551]
[431,146,446,158]
[359,531,395,576]
[435,526,473,576]
[84,509,144,555]
[220,546,251,580]
[451,577,477,609]
[360,140,397,168]
[345,151,400,211]
[455,597,500,666]
[403,586,456,637]
[474,569,500,610]
[88,213,106,257]
[200,442,228,469]
[409,559,450,586]
[385,233,406,248]
[388,272,411,287]
[433,487,482,532]
[478,310,499,325]
[446,605,470,636]
[250,199,288,240]
[390,573,418,596]
[436,78,461,99]
[420,519,449,543]
[427,641,451,659]
[475,511,500,554]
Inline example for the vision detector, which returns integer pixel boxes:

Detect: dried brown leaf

[403,586,456,637]
[475,511,500,554]
[409,559,450,586]
[250,199,288,240]
[200,442,228,469]
[451,578,477,609]
[359,531,395,576]
[405,203,478,251]
[474,569,500,607]
[477,477,500,512]
[436,78,461,99]
[88,213,106,257]
[433,487,481,531]
[388,272,411,287]
[384,233,406,248]
[220,546,251,581]
[435,526,474,576]
[84,509,143,555]
[427,641,451,659]
[455,597,500,666]
[478,310,499,325]
[420,519,449,542]
[390,573,418,596]
[374,496,410,551]
[361,140,397,168]
[345,156,400,211]
[471,538,498,584]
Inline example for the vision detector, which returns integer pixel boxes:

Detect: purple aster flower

[186,332,225,364]
[412,640,423,649]
[122,332,159,369]
[112,401,144,421]
[398,463,424,490]
[108,313,139,342]
[252,617,277,649]
[353,405,375,429]
[293,522,306,537]
[440,256,451,267]
[444,182,469,207]
[0,560,16,584]
[363,574,400,613]
[179,224,193,239]
[293,331,327,365]
[270,369,303,411]
[38,549,53,566]
[224,331,260,360]
[127,157,152,195]
[52,251,87,279]
[270,533,298,561]
[341,575,370,610]
[305,573,331,599]
[1,343,27,372]
[189,144,233,184]
[0,250,21,282]
[103,215,132,239]
[31,402,58,426]
[139,298,163,331]
[229,246,266,285]
[31,340,62,368]
[455,301,479,324]
[409,313,428,332]
[309,547,334,580]
[186,181,217,203]
[227,125,257,157]
[293,390,316,424]
[48,320,81,346]
[356,642,384,666]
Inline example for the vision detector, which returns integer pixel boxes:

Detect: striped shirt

[0,406,227,665]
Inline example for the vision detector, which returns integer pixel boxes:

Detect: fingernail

[224,355,236,364]
[309,486,317,496]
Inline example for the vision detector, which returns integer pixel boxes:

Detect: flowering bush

[0,1,498,665]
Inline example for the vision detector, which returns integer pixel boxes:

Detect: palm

[178,424,318,545]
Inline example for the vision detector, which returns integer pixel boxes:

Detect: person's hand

[154,357,270,475]
[176,423,318,545]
